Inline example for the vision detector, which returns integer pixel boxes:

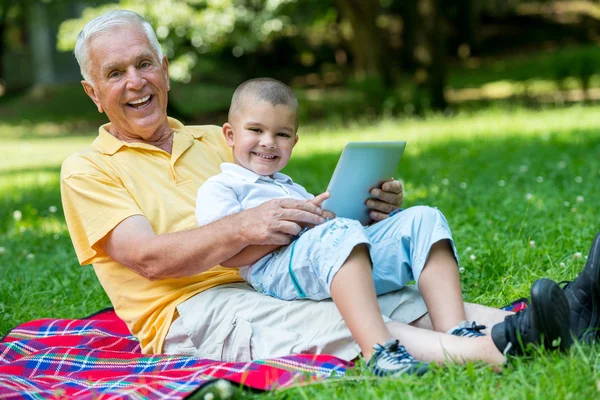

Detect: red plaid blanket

[0,308,350,399]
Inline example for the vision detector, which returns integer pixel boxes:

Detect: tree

[0,0,17,87]
[335,0,391,84]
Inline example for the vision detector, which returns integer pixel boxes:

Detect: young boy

[195,78,570,376]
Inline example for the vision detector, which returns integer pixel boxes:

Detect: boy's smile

[223,100,298,177]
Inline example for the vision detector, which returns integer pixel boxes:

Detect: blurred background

[0,0,599,128]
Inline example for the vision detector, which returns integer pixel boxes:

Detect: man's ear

[161,56,170,92]
[222,123,235,147]
[81,80,103,113]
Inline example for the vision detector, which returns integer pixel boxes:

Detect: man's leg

[393,278,571,363]
[386,321,506,365]
[411,302,513,334]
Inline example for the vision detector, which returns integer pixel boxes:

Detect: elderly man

[61,10,600,371]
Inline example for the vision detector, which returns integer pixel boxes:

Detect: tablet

[321,141,406,225]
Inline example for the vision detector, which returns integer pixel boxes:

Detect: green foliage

[57,0,311,83]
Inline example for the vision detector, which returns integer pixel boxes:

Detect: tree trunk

[0,0,12,84]
[335,0,391,85]
[429,0,447,109]
[416,0,447,110]
[400,0,417,71]
[29,0,54,86]
[458,0,480,55]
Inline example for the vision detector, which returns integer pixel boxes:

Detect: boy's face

[223,100,298,177]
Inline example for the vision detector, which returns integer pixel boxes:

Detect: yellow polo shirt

[60,117,244,354]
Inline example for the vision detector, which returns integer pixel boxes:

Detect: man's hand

[239,197,327,246]
[301,192,336,229]
[367,179,403,222]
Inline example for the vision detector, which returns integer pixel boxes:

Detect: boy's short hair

[229,78,299,129]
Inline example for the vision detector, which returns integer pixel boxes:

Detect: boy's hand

[367,179,403,222]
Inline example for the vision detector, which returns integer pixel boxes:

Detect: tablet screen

[321,141,406,225]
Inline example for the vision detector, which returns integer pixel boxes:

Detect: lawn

[0,103,599,398]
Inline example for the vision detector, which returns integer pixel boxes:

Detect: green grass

[1,104,599,398]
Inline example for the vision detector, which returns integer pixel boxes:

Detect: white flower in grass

[441,178,449,186]
[575,176,583,183]
[564,201,570,207]
[577,196,584,203]
[470,254,476,261]
[557,161,567,169]
[26,253,35,260]
[459,267,465,273]
[465,246,472,253]
[560,262,566,268]
[536,176,544,183]
[13,210,22,221]
[0,247,4,255]
[519,165,528,173]
[573,252,582,259]
[525,193,534,201]
[460,182,468,189]
[529,240,536,248]
[498,180,506,187]
[49,206,57,213]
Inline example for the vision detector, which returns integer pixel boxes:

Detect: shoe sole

[580,232,600,343]
[531,278,570,351]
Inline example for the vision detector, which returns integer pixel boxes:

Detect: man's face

[223,100,298,177]
[82,25,170,142]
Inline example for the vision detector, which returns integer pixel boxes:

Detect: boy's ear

[222,123,235,147]
[293,134,299,146]
[81,80,104,113]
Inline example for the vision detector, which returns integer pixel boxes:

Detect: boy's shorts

[241,205,459,300]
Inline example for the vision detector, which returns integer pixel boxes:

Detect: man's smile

[127,94,152,109]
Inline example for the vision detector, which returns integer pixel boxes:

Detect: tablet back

[321,141,406,225]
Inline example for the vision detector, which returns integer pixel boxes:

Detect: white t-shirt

[195,163,314,226]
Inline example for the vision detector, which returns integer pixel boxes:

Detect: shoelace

[456,322,487,337]
[376,340,415,365]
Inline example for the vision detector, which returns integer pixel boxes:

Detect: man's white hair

[74,10,163,82]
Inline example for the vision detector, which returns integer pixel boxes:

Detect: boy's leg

[329,244,393,359]
[367,206,468,332]
[417,239,467,331]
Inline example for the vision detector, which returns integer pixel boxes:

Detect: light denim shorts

[241,205,459,301]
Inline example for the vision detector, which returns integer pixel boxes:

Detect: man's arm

[100,198,327,280]
[218,192,333,268]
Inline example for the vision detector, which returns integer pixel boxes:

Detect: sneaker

[491,278,570,356]
[562,232,600,344]
[367,339,429,377]
[448,321,486,337]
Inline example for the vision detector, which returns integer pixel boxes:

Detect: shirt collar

[92,117,199,155]
[220,163,294,184]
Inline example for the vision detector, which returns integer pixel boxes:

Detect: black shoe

[563,232,600,344]
[491,278,570,356]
